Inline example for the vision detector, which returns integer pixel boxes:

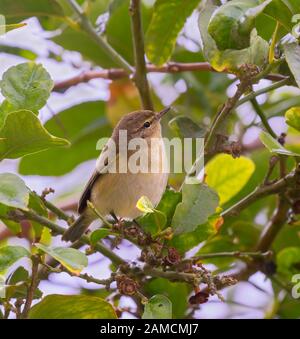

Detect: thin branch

[129,0,153,110]
[18,210,125,266]
[222,168,299,218]
[191,251,272,262]
[21,255,40,319]
[53,62,287,91]
[256,196,290,252]
[236,78,290,108]
[251,98,277,138]
[42,197,75,225]
[67,0,133,73]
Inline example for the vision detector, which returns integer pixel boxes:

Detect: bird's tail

[62,213,93,242]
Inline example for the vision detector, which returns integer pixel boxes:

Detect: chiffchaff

[62,107,170,242]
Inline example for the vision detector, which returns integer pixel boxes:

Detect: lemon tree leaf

[199,5,268,72]
[284,43,300,88]
[172,183,219,235]
[145,0,201,66]
[260,131,300,156]
[0,62,53,112]
[29,294,117,319]
[206,154,255,205]
[0,110,69,161]
[136,196,155,214]
[277,247,300,279]
[0,246,30,274]
[285,106,300,131]
[142,294,172,319]
[35,243,88,274]
[90,229,117,246]
[0,173,29,210]
[208,0,271,50]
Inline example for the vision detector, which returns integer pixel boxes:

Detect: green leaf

[106,0,151,65]
[0,110,69,160]
[35,243,88,274]
[259,130,300,156]
[0,173,29,210]
[170,212,220,253]
[263,0,298,31]
[199,5,268,72]
[142,294,172,319]
[0,62,53,111]
[7,266,28,284]
[168,116,206,138]
[145,0,201,66]
[0,246,30,274]
[284,43,300,88]
[19,101,110,176]
[136,196,155,214]
[137,188,181,235]
[90,229,116,246]
[277,247,300,279]
[1,219,21,234]
[0,0,65,24]
[172,183,219,235]
[205,154,255,205]
[28,294,117,319]
[144,278,189,319]
[208,0,271,50]
[285,106,300,131]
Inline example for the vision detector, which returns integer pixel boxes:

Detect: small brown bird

[62,107,170,242]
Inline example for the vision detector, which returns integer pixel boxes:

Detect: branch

[222,169,298,218]
[53,62,287,91]
[251,98,277,138]
[67,0,133,73]
[17,210,125,266]
[236,78,290,108]
[191,250,272,262]
[21,255,40,319]
[256,196,290,252]
[129,0,153,110]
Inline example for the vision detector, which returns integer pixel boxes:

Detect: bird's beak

[156,107,171,120]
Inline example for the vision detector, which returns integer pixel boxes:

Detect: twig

[236,78,290,108]
[129,0,153,110]
[21,255,40,319]
[191,251,272,262]
[222,169,298,218]
[67,0,133,73]
[53,62,287,91]
[42,197,75,225]
[16,210,125,266]
[256,196,290,252]
[251,98,277,138]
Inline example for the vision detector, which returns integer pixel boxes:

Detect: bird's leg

[110,212,125,231]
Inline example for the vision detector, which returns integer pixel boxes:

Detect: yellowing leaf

[35,243,88,274]
[136,196,155,214]
[206,154,255,205]
[285,107,300,131]
[29,294,117,319]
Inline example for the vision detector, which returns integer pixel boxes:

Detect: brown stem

[129,0,153,110]
[53,63,287,91]
[21,255,40,319]
[222,169,298,218]
[256,196,290,252]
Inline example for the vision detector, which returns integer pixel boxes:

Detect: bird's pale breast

[91,137,168,219]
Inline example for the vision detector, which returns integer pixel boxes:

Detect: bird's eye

[143,121,151,128]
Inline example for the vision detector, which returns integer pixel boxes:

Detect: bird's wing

[78,140,119,214]
[78,169,101,214]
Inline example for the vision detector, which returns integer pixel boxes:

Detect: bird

[62,107,170,242]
